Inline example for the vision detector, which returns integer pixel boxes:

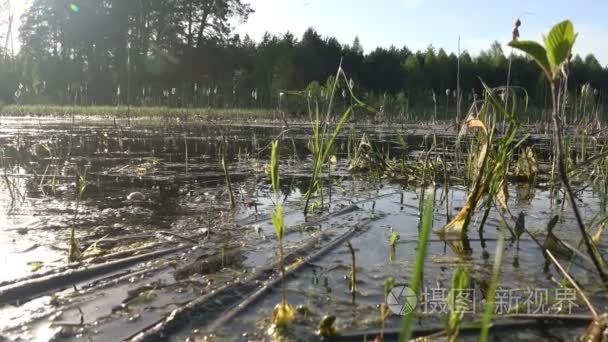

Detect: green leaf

[515,212,525,239]
[389,228,400,247]
[544,20,577,69]
[508,40,552,80]
[272,204,284,240]
[270,140,280,194]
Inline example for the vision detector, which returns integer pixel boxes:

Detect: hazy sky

[6,0,608,65]
[3,0,31,53]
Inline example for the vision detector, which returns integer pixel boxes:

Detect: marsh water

[0,115,605,341]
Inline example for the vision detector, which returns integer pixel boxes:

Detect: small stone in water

[128,313,141,322]
[127,192,146,202]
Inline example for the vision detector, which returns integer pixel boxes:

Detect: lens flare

[69,3,80,13]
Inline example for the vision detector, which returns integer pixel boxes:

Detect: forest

[1,0,608,117]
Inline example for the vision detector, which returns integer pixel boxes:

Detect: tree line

[1,0,608,118]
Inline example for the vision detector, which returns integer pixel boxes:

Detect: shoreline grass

[0,104,275,119]
[0,103,591,124]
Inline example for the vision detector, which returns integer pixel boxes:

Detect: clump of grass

[302,64,375,216]
[1,104,273,120]
[513,146,539,182]
[348,134,397,177]
[437,83,524,238]
[36,144,58,196]
[68,166,88,262]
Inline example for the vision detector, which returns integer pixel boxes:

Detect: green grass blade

[271,140,280,194]
[400,189,435,342]
[480,221,505,342]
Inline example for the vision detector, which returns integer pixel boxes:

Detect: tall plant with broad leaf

[509,20,608,282]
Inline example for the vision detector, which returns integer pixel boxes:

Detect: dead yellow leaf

[438,117,490,237]
[28,261,43,272]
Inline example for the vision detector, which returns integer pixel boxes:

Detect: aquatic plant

[346,240,357,301]
[349,134,398,177]
[1,105,273,121]
[514,212,525,248]
[388,228,400,248]
[1,147,17,203]
[400,188,435,342]
[446,266,469,342]
[219,145,236,209]
[438,82,524,238]
[68,166,88,262]
[437,117,490,237]
[388,227,400,263]
[317,315,337,337]
[513,146,539,182]
[302,64,375,216]
[36,143,58,196]
[269,140,295,328]
[378,277,395,342]
[271,140,280,194]
[543,244,608,341]
[479,220,506,342]
[509,19,608,282]
[184,135,189,175]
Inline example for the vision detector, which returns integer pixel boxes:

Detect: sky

[234,0,608,65]
[2,0,31,54]
[4,0,608,65]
